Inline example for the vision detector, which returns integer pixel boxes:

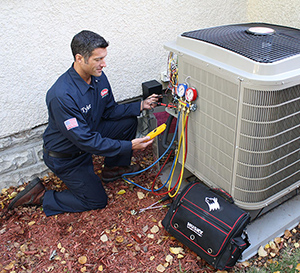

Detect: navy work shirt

[43,65,141,157]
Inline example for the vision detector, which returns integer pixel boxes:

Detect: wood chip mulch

[0,145,298,273]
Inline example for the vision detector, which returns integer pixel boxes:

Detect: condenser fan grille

[182,23,300,63]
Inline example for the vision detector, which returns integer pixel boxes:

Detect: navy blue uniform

[42,65,140,216]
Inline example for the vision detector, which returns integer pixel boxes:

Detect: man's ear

[75,54,84,63]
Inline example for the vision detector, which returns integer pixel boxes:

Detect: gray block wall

[0,124,50,190]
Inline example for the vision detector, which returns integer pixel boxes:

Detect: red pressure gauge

[185,87,197,102]
[177,83,187,97]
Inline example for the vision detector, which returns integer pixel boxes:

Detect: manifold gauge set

[174,83,198,112]
[176,83,198,102]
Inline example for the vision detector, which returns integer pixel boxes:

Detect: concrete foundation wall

[0,125,49,188]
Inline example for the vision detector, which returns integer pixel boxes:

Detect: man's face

[81,47,107,77]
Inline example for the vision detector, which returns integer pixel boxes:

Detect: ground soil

[0,145,299,273]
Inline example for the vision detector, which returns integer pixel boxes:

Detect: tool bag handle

[210,188,234,204]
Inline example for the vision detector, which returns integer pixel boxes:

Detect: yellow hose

[168,106,189,197]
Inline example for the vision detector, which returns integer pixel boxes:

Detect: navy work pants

[43,116,138,216]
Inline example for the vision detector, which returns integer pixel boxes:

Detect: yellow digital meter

[146,123,167,140]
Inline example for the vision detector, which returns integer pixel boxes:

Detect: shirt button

[95,80,98,83]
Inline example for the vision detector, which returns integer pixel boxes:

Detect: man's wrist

[140,100,144,111]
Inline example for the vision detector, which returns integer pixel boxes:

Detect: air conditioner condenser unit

[165,23,300,210]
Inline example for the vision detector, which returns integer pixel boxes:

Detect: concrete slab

[241,194,300,261]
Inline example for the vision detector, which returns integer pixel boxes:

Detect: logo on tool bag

[205,197,220,211]
[187,222,203,237]
[101,88,108,98]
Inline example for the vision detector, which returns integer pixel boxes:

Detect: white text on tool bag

[187,222,204,237]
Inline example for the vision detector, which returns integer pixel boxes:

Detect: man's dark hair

[71,30,109,62]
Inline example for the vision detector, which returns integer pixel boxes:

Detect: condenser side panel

[178,56,240,194]
[233,84,300,208]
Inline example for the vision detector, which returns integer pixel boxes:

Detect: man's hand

[140,94,161,111]
[131,136,154,150]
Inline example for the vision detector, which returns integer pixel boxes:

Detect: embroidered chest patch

[81,104,91,114]
[101,88,109,98]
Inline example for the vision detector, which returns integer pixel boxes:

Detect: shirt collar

[68,64,94,95]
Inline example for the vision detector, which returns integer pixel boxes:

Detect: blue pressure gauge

[177,83,188,97]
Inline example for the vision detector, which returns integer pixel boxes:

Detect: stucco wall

[0,0,247,139]
[247,0,300,29]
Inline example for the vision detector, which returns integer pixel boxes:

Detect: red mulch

[0,146,248,273]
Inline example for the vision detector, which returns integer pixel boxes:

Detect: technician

[8,30,159,216]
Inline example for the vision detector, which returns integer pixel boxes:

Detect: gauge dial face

[185,87,197,101]
[177,84,187,97]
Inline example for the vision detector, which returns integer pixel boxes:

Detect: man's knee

[86,192,108,210]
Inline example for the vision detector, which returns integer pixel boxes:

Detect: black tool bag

[162,182,250,270]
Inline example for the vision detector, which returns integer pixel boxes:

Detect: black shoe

[7,177,45,210]
[101,164,142,183]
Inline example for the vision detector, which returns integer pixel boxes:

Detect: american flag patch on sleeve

[64,117,79,130]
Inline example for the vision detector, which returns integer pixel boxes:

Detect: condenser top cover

[182,23,300,63]
[165,23,300,77]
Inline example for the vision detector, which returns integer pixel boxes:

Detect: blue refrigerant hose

[122,111,181,192]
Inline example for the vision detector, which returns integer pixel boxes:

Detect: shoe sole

[102,172,140,183]
[7,177,42,210]
[102,176,121,183]
[101,164,142,183]
[102,174,135,183]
